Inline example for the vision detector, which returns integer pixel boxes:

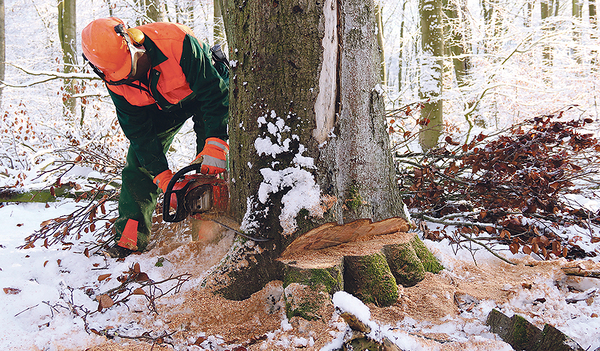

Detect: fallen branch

[562,266,600,279]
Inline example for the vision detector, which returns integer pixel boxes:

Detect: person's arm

[108,89,169,177]
[178,34,229,141]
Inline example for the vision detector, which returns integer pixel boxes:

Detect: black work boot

[103,245,133,259]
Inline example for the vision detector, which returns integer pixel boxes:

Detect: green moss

[512,315,529,347]
[346,185,364,211]
[345,253,399,307]
[285,291,326,321]
[410,235,444,273]
[384,242,425,287]
[284,265,343,294]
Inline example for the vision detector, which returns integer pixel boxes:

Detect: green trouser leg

[114,123,183,251]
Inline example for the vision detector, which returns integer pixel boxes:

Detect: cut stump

[278,217,443,314]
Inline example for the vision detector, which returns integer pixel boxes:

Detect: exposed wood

[278,218,443,308]
[281,217,411,254]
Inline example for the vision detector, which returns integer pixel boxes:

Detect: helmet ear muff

[127,28,145,46]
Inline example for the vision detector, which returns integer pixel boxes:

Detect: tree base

[202,217,443,315]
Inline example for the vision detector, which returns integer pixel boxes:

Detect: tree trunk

[145,0,164,23]
[573,0,583,64]
[136,0,164,25]
[541,0,555,69]
[419,0,444,151]
[444,0,469,88]
[214,0,226,46]
[591,0,598,68]
[58,0,76,118]
[375,3,386,86]
[0,0,4,109]
[398,0,407,92]
[201,0,440,306]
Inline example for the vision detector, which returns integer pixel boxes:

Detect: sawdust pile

[82,225,599,351]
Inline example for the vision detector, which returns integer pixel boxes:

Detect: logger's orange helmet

[82,17,146,83]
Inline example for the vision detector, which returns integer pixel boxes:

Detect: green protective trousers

[113,60,229,251]
[113,110,209,252]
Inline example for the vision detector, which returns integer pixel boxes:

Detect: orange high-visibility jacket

[106,22,229,176]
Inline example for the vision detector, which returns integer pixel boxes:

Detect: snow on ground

[1,200,600,351]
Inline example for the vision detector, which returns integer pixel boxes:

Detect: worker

[81,17,229,258]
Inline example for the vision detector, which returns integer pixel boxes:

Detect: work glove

[153,169,192,209]
[193,137,229,174]
[153,169,174,193]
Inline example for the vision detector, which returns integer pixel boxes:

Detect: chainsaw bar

[208,218,271,242]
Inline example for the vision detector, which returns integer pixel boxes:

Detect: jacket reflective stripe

[207,139,228,151]
[202,155,225,167]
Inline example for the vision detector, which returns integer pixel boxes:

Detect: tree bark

[375,3,386,86]
[0,0,4,108]
[58,0,76,118]
[541,0,555,69]
[203,0,436,305]
[591,0,598,68]
[444,0,469,88]
[419,0,444,151]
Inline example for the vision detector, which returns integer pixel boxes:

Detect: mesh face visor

[83,24,146,86]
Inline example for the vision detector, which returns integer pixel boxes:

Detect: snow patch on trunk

[242,110,324,235]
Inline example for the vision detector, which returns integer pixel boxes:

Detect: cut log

[278,217,443,311]
[486,309,585,351]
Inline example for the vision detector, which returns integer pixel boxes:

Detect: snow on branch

[0,63,100,89]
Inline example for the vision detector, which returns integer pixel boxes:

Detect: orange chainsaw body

[162,164,229,222]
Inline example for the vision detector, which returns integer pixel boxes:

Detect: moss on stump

[383,242,425,287]
[410,235,444,273]
[276,218,444,311]
[344,252,399,307]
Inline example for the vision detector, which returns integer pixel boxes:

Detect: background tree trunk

[419,0,444,151]
[145,0,164,23]
[444,0,469,88]
[591,0,598,67]
[58,0,76,118]
[136,0,164,24]
[0,0,4,109]
[206,0,429,303]
[213,0,226,46]
[376,3,387,86]
[573,0,583,64]
[541,0,556,69]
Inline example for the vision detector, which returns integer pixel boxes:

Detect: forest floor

[70,220,600,351]
[2,203,599,351]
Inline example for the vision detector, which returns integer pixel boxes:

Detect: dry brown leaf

[97,294,114,310]
[3,287,21,295]
[98,274,111,282]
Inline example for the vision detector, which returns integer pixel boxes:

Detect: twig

[562,266,600,279]
[420,215,516,265]
[14,304,39,317]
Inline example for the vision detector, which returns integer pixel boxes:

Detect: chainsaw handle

[162,164,202,222]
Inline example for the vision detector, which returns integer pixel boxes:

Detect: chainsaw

[162,163,228,222]
[161,163,270,241]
